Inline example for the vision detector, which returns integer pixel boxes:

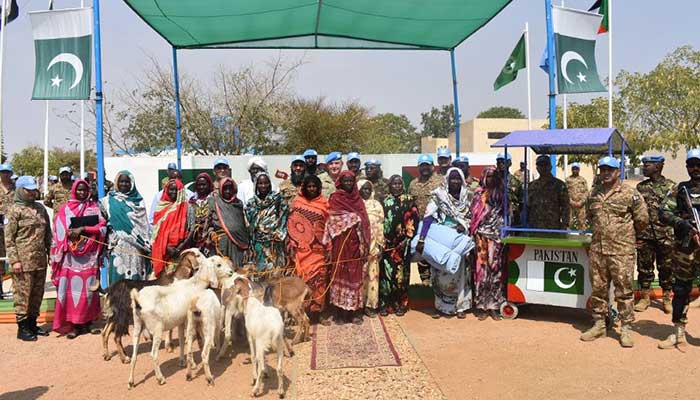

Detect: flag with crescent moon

[30,8,92,100]
[552,5,606,94]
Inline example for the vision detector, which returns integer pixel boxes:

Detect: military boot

[580,320,606,342]
[634,289,651,312]
[28,316,49,337]
[658,324,687,349]
[620,324,634,348]
[662,290,673,314]
[17,320,38,342]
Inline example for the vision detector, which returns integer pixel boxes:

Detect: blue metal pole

[450,49,461,156]
[620,141,626,181]
[92,0,107,289]
[172,47,183,170]
[504,145,509,230]
[545,0,557,177]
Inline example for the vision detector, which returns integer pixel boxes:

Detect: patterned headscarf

[425,167,471,228]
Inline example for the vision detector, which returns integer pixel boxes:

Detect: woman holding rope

[100,171,151,285]
[51,179,107,338]
[207,177,249,266]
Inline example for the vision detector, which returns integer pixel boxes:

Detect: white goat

[229,276,286,398]
[127,255,233,389]
[184,288,222,386]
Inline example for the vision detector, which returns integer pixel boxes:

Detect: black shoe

[17,320,38,342]
[28,316,49,336]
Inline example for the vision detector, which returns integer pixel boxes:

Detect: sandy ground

[1,299,699,400]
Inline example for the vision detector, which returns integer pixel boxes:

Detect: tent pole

[173,46,182,170]
[620,140,625,181]
[450,49,461,157]
[545,0,557,177]
[93,0,104,198]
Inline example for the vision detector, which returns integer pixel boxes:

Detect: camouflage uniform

[527,176,570,229]
[513,169,529,184]
[505,173,524,226]
[586,182,649,325]
[465,176,480,192]
[44,182,72,214]
[319,171,337,199]
[0,184,14,276]
[279,179,300,205]
[636,176,676,291]
[566,175,589,230]
[368,177,390,204]
[408,173,442,284]
[659,181,700,326]
[4,201,52,322]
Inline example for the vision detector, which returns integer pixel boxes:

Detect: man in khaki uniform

[5,176,52,341]
[452,156,480,191]
[408,154,442,285]
[44,166,73,214]
[0,163,14,299]
[581,156,649,348]
[279,155,306,205]
[566,162,589,230]
[527,155,570,229]
[319,151,343,199]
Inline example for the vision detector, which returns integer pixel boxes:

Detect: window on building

[487,131,509,140]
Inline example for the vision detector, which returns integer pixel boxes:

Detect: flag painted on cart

[30,8,92,100]
[552,5,606,94]
[493,33,526,91]
[0,0,19,31]
[588,0,609,33]
[543,262,584,295]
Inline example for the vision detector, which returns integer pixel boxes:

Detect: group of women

[40,162,508,338]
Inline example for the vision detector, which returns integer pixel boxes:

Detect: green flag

[493,34,526,91]
[543,262,584,295]
[30,8,92,100]
[553,5,606,94]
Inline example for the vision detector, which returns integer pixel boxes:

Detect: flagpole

[450,49,461,157]
[524,22,533,183]
[0,0,8,161]
[93,0,105,198]
[545,0,557,177]
[562,0,568,175]
[80,0,85,177]
[607,0,613,128]
[43,101,49,194]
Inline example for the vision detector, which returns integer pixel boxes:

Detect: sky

[1,0,699,156]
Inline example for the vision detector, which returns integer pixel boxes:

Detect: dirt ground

[1,300,699,400]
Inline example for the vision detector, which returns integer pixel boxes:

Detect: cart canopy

[122,0,512,50]
[491,128,629,155]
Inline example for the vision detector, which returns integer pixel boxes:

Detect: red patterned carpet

[310,316,401,370]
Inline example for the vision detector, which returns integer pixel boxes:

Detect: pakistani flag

[493,34,526,91]
[552,5,606,94]
[30,8,92,100]
[543,262,584,295]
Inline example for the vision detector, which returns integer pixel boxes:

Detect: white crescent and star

[47,53,84,90]
[553,267,577,290]
[560,51,589,85]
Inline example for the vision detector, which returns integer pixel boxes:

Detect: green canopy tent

[121,0,514,166]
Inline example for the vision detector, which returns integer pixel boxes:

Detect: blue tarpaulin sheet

[490,128,629,155]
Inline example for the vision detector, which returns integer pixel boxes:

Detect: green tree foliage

[420,104,455,138]
[617,45,700,153]
[11,146,96,176]
[366,113,420,153]
[477,106,525,119]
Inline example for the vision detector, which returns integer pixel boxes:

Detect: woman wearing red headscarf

[151,179,190,276]
[323,170,370,324]
[51,179,107,338]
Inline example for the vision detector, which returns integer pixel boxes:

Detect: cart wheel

[500,302,518,320]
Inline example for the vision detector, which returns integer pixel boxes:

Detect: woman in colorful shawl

[100,171,151,285]
[288,175,331,325]
[51,179,107,338]
[470,166,507,321]
[187,172,215,255]
[380,175,419,317]
[151,179,190,277]
[357,179,384,318]
[207,177,249,267]
[416,168,474,319]
[324,170,370,324]
[246,171,288,272]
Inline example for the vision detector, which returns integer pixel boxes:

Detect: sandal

[395,307,407,317]
[379,308,389,317]
[431,310,442,319]
[489,310,502,321]
[365,308,377,318]
[476,310,488,321]
[352,316,363,325]
[66,330,78,340]
[456,311,467,319]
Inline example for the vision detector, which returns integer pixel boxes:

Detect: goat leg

[216,309,232,361]
[116,334,131,364]
[177,325,186,368]
[150,329,167,385]
[102,320,114,361]
[165,329,175,353]
[127,317,142,389]
[276,336,285,399]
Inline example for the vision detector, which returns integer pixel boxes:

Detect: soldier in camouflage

[527,155,570,229]
[0,163,14,299]
[566,162,589,230]
[408,154,443,285]
[658,149,700,349]
[279,155,306,205]
[365,159,390,204]
[581,156,648,348]
[513,161,529,184]
[452,156,480,191]
[436,147,452,176]
[496,153,523,226]
[319,151,343,199]
[44,166,73,214]
[346,152,362,177]
[634,155,676,313]
[5,176,52,342]
[303,149,319,176]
